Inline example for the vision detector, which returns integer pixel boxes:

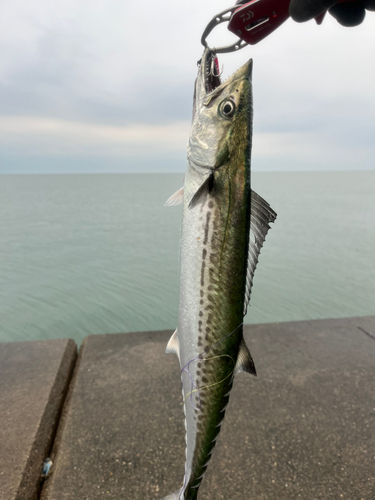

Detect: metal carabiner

[201,5,249,54]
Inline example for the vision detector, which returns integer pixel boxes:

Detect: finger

[365,0,375,10]
[329,0,366,26]
[290,0,337,21]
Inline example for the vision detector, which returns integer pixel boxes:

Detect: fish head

[187,49,253,171]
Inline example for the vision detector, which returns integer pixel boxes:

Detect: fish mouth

[191,49,222,119]
[200,49,253,97]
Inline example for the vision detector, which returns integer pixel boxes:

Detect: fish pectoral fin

[165,329,180,360]
[234,338,257,377]
[164,187,184,206]
[188,173,214,209]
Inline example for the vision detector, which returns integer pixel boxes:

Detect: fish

[161,48,276,500]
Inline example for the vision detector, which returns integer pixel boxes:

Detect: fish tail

[159,489,182,500]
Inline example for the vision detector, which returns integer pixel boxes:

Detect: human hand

[289,0,375,27]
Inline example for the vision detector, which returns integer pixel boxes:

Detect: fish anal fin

[166,329,180,360]
[188,173,214,209]
[234,338,256,377]
[164,187,184,207]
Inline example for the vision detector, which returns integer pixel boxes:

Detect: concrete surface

[0,339,77,500]
[41,316,375,500]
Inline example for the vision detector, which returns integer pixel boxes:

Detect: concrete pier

[0,339,76,500]
[1,317,375,500]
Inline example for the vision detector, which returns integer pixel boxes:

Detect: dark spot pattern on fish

[203,212,211,245]
[201,261,205,287]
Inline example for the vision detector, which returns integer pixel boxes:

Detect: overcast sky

[0,0,374,173]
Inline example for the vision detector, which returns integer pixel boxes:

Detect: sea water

[0,171,374,344]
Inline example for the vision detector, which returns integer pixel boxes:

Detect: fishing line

[181,323,243,410]
[183,354,235,403]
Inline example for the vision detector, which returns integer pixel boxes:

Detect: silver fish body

[161,49,276,500]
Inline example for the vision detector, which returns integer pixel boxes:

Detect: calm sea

[0,172,374,345]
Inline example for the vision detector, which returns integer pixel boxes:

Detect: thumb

[290,0,337,22]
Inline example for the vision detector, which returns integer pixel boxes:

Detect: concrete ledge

[40,317,375,500]
[0,339,77,500]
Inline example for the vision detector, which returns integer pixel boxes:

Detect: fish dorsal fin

[188,173,214,209]
[243,190,277,316]
[234,337,256,376]
[166,329,180,360]
[164,187,184,207]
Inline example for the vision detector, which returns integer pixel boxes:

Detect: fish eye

[219,100,236,119]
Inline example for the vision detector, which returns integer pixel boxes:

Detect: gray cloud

[0,0,374,172]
